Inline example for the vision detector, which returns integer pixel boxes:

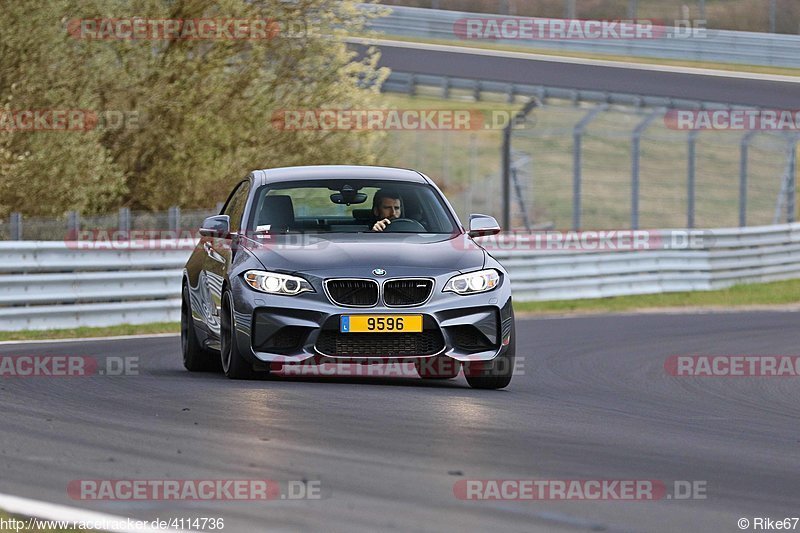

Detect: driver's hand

[372,219,391,232]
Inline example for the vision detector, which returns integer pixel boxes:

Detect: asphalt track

[2,311,799,532]
[360,41,800,108]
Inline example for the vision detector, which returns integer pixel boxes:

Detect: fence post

[572,104,608,230]
[66,211,80,239]
[9,212,22,241]
[501,98,539,230]
[739,131,757,227]
[565,0,576,19]
[631,109,662,230]
[119,207,131,235]
[628,0,638,19]
[687,130,699,228]
[168,206,181,232]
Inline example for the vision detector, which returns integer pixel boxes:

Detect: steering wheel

[383,218,426,233]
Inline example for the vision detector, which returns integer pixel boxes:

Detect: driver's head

[372,189,402,221]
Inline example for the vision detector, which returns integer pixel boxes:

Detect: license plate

[340,315,423,333]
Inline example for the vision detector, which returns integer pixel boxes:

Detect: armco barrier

[0,224,799,331]
[362,4,800,69]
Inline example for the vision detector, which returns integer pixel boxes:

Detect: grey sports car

[181,165,515,389]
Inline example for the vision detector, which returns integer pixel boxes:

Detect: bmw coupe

[182,165,515,389]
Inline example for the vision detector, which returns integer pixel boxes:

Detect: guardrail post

[119,207,131,236]
[739,131,757,227]
[506,84,515,104]
[473,80,482,102]
[572,104,608,230]
[407,73,416,97]
[9,212,22,241]
[687,130,699,228]
[168,206,181,232]
[631,109,662,230]
[440,76,450,99]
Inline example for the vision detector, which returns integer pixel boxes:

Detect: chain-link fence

[0,207,219,241]
[378,92,799,231]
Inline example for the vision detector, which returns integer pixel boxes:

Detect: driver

[371,189,402,232]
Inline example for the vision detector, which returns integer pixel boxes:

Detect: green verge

[515,279,800,314]
[0,322,179,342]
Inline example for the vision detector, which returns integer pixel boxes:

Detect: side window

[222,181,250,233]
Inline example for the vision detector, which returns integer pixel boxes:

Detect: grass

[362,34,800,78]
[0,322,179,342]
[514,278,800,314]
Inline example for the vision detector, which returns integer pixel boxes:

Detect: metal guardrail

[0,242,187,330]
[493,223,800,301]
[363,4,800,69]
[1,223,800,330]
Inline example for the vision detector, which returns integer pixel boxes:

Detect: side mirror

[199,215,231,238]
[468,214,501,238]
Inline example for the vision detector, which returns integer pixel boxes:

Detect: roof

[254,165,428,185]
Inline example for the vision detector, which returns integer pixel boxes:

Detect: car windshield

[248,179,458,234]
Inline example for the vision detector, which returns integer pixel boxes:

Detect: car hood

[245,233,485,276]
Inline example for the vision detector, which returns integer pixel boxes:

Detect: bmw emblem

[372,268,386,276]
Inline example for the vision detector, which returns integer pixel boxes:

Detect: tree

[0,0,388,216]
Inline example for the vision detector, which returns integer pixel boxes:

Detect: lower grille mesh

[315,330,444,357]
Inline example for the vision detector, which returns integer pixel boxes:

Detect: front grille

[325,279,379,307]
[383,279,434,307]
[315,330,445,357]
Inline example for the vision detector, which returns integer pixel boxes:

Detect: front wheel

[220,291,259,379]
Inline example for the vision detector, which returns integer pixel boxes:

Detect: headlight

[243,270,314,296]
[443,269,500,295]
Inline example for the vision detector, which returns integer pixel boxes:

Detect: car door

[202,179,250,340]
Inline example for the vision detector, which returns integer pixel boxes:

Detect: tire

[464,317,515,390]
[220,290,259,379]
[181,285,215,372]
[415,356,460,379]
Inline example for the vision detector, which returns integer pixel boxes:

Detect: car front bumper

[228,270,514,367]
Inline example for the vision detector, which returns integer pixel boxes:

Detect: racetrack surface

[362,41,800,108]
[1,311,799,532]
